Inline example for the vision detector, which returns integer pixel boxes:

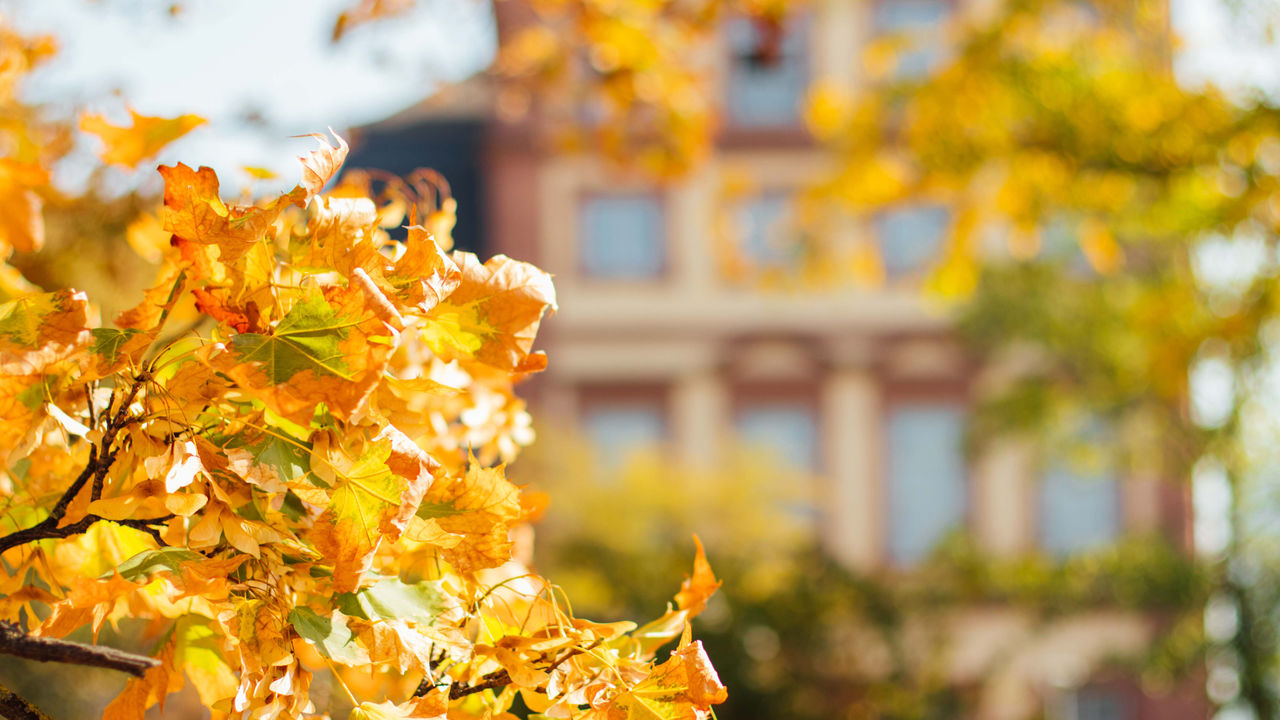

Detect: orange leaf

[296,131,349,197]
[0,158,46,255]
[80,109,206,168]
[158,163,304,261]
[674,536,720,617]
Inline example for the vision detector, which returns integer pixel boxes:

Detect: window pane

[736,402,818,472]
[1040,463,1119,556]
[582,404,665,473]
[736,193,796,267]
[876,205,949,278]
[875,0,949,30]
[874,0,950,79]
[726,18,807,127]
[1074,686,1127,720]
[579,195,665,278]
[887,404,966,565]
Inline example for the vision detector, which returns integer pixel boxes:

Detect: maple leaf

[411,461,522,572]
[173,615,237,708]
[0,289,91,375]
[289,607,370,666]
[114,264,187,333]
[335,577,444,625]
[388,226,460,313]
[0,372,46,459]
[217,283,397,423]
[332,0,416,42]
[607,640,727,720]
[0,158,46,256]
[674,536,721,617]
[311,426,440,592]
[296,131,349,197]
[348,699,422,720]
[102,632,180,720]
[422,253,556,373]
[159,162,305,261]
[79,109,206,168]
[361,619,436,674]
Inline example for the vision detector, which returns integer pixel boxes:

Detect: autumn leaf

[173,615,237,708]
[217,283,398,423]
[348,699,422,720]
[332,0,416,42]
[288,607,369,666]
[412,461,521,571]
[296,130,349,197]
[311,426,440,592]
[422,253,556,373]
[0,289,91,374]
[335,577,444,625]
[608,640,727,720]
[102,632,179,720]
[80,109,206,168]
[159,162,305,261]
[674,536,721,617]
[0,158,46,256]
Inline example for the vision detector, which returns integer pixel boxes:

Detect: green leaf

[112,548,201,582]
[250,434,311,483]
[415,501,469,520]
[288,607,368,666]
[231,291,354,383]
[0,293,59,347]
[89,328,144,364]
[334,578,444,625]
[174,615,236,707]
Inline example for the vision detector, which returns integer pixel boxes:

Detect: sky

[1,0,496,192]
[3,0,1279,193]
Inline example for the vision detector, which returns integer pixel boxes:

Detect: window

[876,204,949,278]
[581,402,666,474]
[736,192,798,269]
[873,0,951,80]
[725,17,808,128]
[886,403,966,565]
[579,194,665,278]
[1061,685,1129,720]
[736,401,819,472]
[1039,462,1119,557]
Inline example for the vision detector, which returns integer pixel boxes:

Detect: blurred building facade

[347,2,1203,718]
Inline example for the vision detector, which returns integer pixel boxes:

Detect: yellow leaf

[674,536,720,617]
[423,253,557,373]
[125,212,170,264]
[0,158,46,255]
[1079,217,1124,274]
[79,109,206,168]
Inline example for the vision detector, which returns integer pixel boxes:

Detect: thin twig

[449,670,511,700]
[0,377,155,556]
[422,641,602,700]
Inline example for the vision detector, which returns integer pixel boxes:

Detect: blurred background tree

[5,0,1280,715]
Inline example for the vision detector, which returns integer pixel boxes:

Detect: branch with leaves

[0,29,729,714]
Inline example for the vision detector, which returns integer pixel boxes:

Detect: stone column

[672,371,726,469]
[823,368,882,570]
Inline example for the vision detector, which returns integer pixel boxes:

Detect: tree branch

[449,670,511,700]
[0,681,54,720]
[420,641,600,700]
[0,377,160,557]
[0,622,158,678]
[0,515,171,557]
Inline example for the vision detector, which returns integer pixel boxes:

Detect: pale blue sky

[2,0,496,192]
[2,0,1277,193]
